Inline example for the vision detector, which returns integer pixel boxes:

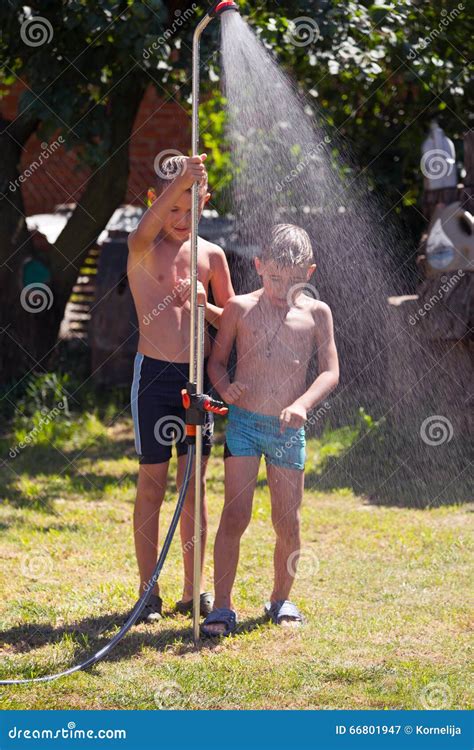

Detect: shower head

[211,0,239,16]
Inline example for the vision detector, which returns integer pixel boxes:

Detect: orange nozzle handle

[203,399,229,416]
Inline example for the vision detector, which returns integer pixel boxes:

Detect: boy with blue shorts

[203,224,339,634]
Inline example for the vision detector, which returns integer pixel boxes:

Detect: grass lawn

[0,415,472,710]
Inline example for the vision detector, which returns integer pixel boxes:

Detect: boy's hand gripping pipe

[0,446,195,684]
[189,0,237,644]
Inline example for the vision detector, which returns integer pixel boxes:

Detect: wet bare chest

[144,245,210,290]
[238,306,315,366]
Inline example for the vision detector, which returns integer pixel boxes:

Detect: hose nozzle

[212,0,239,16]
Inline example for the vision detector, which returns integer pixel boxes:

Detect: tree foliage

[0,0,470,381]
[189,0,472,236]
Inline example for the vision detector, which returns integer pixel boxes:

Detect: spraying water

[219,13,470,507]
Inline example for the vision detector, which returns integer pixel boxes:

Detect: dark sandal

[264,600,304,626]
[201,607,238,638]
[134,594,163,624]
[175,592,214,617]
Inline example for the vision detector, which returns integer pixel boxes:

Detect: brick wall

[2,80,191,216]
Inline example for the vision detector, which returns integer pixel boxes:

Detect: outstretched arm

[280,302,339,431]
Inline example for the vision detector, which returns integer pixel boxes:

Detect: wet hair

[259,223,313,267]
[155,155,208,196]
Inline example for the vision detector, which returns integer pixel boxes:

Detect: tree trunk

[0,73,146,384]
[0,111,42,385]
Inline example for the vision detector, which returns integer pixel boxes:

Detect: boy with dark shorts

[128,154,234,622]
[203,224,339,635]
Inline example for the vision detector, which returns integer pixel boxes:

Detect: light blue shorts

[224,404,306,471]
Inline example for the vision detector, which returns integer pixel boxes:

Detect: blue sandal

[264,600,304,626]
[201,608,238,637]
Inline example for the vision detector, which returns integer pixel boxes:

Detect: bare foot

[201,608,237,637]
[266,600,304,627]
[202,622,228,635]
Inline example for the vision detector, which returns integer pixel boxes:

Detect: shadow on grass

[236,614,268,635]
[306,449,472,509]
[1,433,203,512]
[0,612,271,678]
[0,438,152,511]
[0,492,57,514]
[2,438,135,475]
[0,472,139,512]
[0,612,192,671]
[305,416,472,509]
[0,518,80,532]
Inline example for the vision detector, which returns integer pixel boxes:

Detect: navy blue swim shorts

[130,354,214,465]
